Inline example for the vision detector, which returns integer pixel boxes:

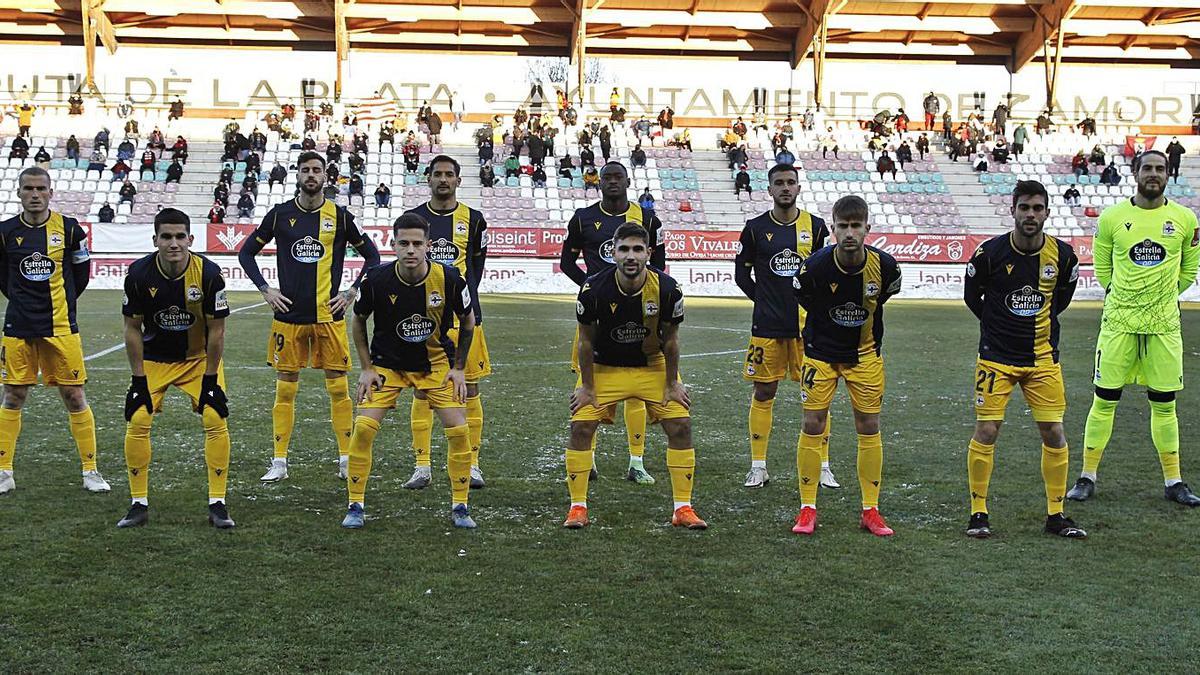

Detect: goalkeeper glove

[197,373,229,419]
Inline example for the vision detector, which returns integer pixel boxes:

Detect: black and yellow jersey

[122,253,229,363]
[355,261,470,373]
[735,209,829,338]
[238,198,378,325]
[0,211,90,338]
[793,245,902,364]
[576,268,685,367]
[403,202,487,322]
[562,201,665,284]
[963,233,1079,367]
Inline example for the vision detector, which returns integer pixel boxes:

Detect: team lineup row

[0,150,1196,536]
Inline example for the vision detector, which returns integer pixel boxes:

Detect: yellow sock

[967,439,995,514]
[272,379,299,459]
[202,408,231,501]
[820,414,831,465]
[857,433,883,509]
[68,407,98,472]
[446,424,471,505]
[347,415,381,504]
[124,408,153,499]
[748,397,774,463]
[666,447,696,505]
[325,375,353,456]
[410,396,433,468]
[1082,395,1117,477]
[797,431,822,505]
[1041,443,1069,516]
[465,395,484,468]
[1150,401,1181,483]
[565,448,593,505]
[0,407,20,470]
[625,399,647,458]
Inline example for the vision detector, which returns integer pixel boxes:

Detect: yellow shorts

[570,363,689,423]
[143,358,226,413]
[446,323,492,383]
[0,334,87,386]
[267,319,351,373]
[743,337,804,382]
[358,365,465,410]
[801,355,885,414]
[973,359,1065,423]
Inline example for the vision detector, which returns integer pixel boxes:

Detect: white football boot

[744,466,770,488]
[83,470,111,493]
[260,458,289,482]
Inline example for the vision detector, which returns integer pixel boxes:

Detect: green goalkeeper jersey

[1094,198,1200,334]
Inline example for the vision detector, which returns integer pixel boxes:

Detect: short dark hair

[154,207,191,234]
[613,222,649,246]
[767,163,798,182]
[831,195,869,223]
[1010,180,1049,209]
[599,161,628,178]
[1132,150,1167,173]
[17,166,51,186]
[428,154,460,176]
[296,151,326,168]
[393,212,430,238]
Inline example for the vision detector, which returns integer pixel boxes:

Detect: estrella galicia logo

[19,252,54,281]
[428,237,460,264]
[769,248,802,277]
[1130,239,1167,267]
[397,314,435,343]
[829,302,869,327]
[599,239,616,264]
[291,236,325,263]
[1005,285,1047,317]
[154,306,196,331]
[611,321,649,344]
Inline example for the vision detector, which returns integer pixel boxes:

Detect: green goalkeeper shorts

[1093,328,1184,392]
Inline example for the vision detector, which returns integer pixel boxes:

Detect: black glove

[197,373,229,419]
[124,375,153,421]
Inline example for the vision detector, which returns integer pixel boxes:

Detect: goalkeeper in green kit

[1067,150,1200,506]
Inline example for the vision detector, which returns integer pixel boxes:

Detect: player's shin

[565,448,593,506]
[820,414,832,466]
[797,432,822,505]
[666,447,696,507]
[749,397,774,465]
[346,416,381,505]
[857,433,883,509]
[967,439,995,514]
[68,407,98,472]
[272,379,299,459]
[1081,395,1118,478]
[0,407,20,470]
[410,396,433,468]
[203,408,231,502]
[124,409,153,501]
[625,399,647,459]
[466,394,484,468]
[1041,444,1069,515]
[1150,400,1181,484]
[446,424,471,505]
[325,375,353,457]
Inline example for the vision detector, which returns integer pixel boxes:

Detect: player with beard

[238,151,381,484]
[1066,150,1200,506]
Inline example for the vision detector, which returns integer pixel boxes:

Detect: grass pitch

[2,291,1199,672]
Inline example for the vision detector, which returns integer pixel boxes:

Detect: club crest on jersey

[829,302,868,327]
[644,301,659,316]
[455,220,468,235]
[154,305,196,331]
[428,290,444,308]
[292,236,325,263]
[429,237,459,263]
[611,321,650,344]
[1005,286,1047,316]
[1163,221,1175,237]
[397,314,435,342]
[19,252,54,281]
[1130,239,1167,267]
[48,232,63,248]
[865,281,880,298]
[1041,264,1057,280]
[769,248,802,277]
[186,285,203,303]
[321,218,334,232]
[798,231,812,244]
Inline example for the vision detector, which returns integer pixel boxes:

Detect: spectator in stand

[353,132,368,156]
[658,106,675,130]
[374,183,391,207]
[249,128,267,152]
[528,132,546,168]
[1071,151,1089,177]
[168,96,185,121]
[732,116,748,139]
[33,146,50,168]
[237,192,255,218]
[427,111,443,146]
[992,102,1009,138]
[241,173,258,197]
[599,126,612,163]
[281,101,296,121]
[219,138,239,163]
[244,151,261,178]
[942,111,953,142]
[630,144,647,168]
[1166,137,1185,182]
[478,137,494,164]
[348,174,364,197]
[1088,144,1105,166]
[379,121,396,152]
[609,87,620,112]
[577,126,592,149]
[68,93,84,116]
[895,141,913,170]
[147,127,165,154]
[301,135,317,151]
[734,165,752,195]
[579,145,595,168]
[1063,184,1081,206]
[1077,116,1096,137]
[111,158,131,181]
[991,138,1010,164]
[327,163,341,185]
[268,162,287,187]
[139,149,156,179]
[775,144,795,166]
[347,151,365,175]
[916,133,930,160]
[208,201,226,224]
[532,164,547,188]
[867,134,885,160]
[124,119,140,143]
[558,154,574,179]
[213,182,230,207]
[65,135,80,161]
[676,127,693,152]
[719,127,739,151]
[639,187,655,212]
[97,202,115,223]
[94,127,110,152]
[166,158,184,184]
[479,160,497,187]
[218,164,234,185]
[819,127,839,159]
[923,92,939,130]
[119,179,137,205]
[610,106,627,126]
[972,150,988,173]
[948,136,965,163]
[1036,110,1052,136]
[563,104,578,129]
[16,103,34,137]
[1100,161,1120,186]
[1011,123,1027,159]
[513,106,528,129]
[326,140,343,164]
[116,138,135,161]
[582,165,600,194]
[503,154,520,179]
[87,147,106,173]
[170,135,188,163]
[894,108,909,137]
[877,151,897,179]
[634,116,651,140]
[752,110,768,135]
[770,131,787,154]
[1193,110,1200,135]
[728,143,748,170]
[403,143,420,173]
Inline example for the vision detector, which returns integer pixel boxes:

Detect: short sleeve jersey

[792,246,902,364]
[404,202,487,322]
[564,202,663,276]
[735,209,829,337]
[965,233,1079,367]
[245,198,367,325]
[0,212,90,338]
[354,261,470,373]
[576,268,685,367]
[122,253,230,363]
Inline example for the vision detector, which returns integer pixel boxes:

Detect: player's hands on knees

[125,375,153,421]
[570,386,596,414]
[357,369,383,404]
[444,368,467,403]
[328,288,357,315]
[663,381,691,410]
[260,286,292,313]
[197,374,229,418]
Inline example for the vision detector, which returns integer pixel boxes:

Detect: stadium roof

[2,0,1199,69]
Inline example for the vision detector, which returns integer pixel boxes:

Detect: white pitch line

[83,301,269,362]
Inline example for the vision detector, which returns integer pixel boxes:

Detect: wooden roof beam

[1011,0,1077,72]
[791,0,844,68]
